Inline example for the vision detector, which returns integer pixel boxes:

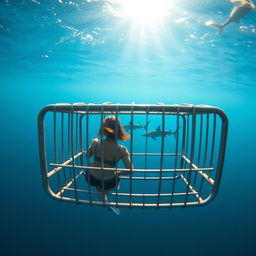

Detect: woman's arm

[85,138,99,158]
[118,146,133,175]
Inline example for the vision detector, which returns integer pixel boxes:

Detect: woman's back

[86,115,133,181]
[88,138,125,180]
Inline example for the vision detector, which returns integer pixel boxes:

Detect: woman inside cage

[85,116,133,215]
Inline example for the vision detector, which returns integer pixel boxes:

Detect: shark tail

[173,126,181,139]
[144,120,150,131]
[205,21,224,34]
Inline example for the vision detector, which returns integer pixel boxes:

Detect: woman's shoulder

[118,144,129,154]
[91,138,100,143]
[90,138,100,147]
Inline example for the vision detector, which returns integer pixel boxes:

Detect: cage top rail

[38,103,227,119]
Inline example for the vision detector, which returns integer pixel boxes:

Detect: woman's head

[99,116,130,141]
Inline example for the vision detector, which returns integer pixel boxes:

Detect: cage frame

[38,103,228,209]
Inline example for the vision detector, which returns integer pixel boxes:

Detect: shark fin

[156,125,161,132]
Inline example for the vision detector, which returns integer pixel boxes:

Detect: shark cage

[38,103,228,209]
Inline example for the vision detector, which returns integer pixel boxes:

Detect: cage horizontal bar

[49,194,205,208]
[63,187,198,197]
[49,163,214,174]
[47,152,83,177]
[120,176,181,180]
[181,155,215,185]
[83,151,183,157]
[40,103,226,116]
[180,174,203,203]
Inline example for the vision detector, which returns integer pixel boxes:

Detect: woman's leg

[96,187,120,215]
[96,186,108,201]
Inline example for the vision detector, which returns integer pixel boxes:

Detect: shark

[142,125,180,141]
[123,120,150,131]
[206,0,255,34]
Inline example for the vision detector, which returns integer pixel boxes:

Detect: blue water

[1,0,256,255]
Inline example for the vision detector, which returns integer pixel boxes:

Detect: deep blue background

[1,1,256,255]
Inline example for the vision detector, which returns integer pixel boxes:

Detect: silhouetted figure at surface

[206,0,255,34]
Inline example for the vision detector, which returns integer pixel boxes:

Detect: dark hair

[98,116,130,141]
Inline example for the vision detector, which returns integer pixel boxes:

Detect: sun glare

[119,0,171,26]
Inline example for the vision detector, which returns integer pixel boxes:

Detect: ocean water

[1,0,256,255]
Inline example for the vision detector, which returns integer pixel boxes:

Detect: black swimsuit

[86,140,121,190]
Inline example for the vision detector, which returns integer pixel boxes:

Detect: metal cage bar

[38,103,228,209]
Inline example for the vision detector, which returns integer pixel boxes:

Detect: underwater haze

[1,0,256,255]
